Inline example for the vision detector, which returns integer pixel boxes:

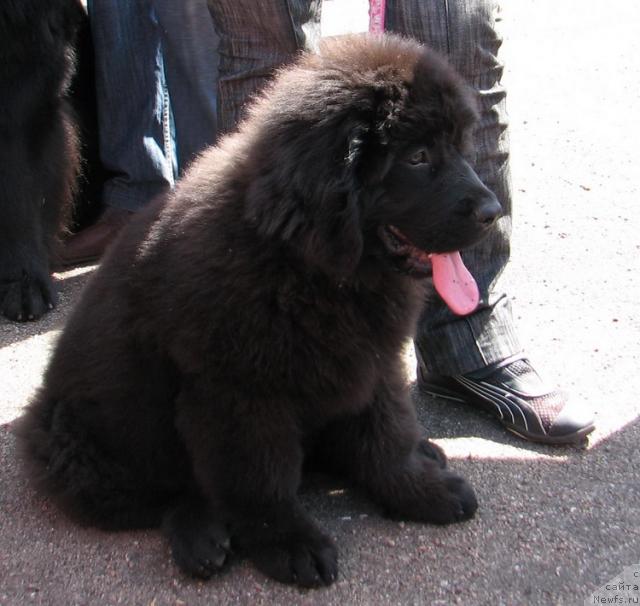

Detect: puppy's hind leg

[17,395,172,530]
[314,369,478,525]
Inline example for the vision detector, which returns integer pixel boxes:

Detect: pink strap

[368,0,386,33]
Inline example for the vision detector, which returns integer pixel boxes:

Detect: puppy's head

[241,33,501,286]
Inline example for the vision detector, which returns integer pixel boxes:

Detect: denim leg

[387,0,522,375]
[206,0,321,134]
[154,0,219,173]
[88,0,175,211]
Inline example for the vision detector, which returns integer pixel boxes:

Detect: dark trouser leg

[388,0,522,375]
[206,0,321,134]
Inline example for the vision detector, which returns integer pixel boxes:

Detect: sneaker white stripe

[455,376,549,434]
[484,381,547,434]
[487,385,530,432]
[454,376,509,422]
[474,381,529,431]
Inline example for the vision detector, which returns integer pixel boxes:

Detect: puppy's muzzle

[452,157,502,228]
[462,191,502,227]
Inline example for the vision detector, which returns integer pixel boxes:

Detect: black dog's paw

[408,468,477,524]
[417,438,448,469]
[251,531,338,588]
[170,521,230,579]
[0,268,56,322]
[163,503,231,579]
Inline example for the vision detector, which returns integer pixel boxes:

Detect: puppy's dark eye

[408,149,430,165]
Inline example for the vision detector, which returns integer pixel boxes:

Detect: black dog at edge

[0,0,83,322]
[18,34,502,588]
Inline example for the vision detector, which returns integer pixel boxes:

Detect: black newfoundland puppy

[19,34,501,587]
[0,0,81,322]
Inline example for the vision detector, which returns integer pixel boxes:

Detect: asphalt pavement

[1,2,639,605]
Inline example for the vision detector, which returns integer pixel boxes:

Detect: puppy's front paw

[384,460,478,525]
[432,470,478,523]
[251,530,338,588]
[163,504,231,579]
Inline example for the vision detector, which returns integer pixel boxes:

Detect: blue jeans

[90,0,519,375]
[88,0,218,211]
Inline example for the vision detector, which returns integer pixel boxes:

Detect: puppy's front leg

[174,388,338,587]
[316,370,478,525]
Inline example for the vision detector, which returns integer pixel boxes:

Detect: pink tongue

[430,252,479,316]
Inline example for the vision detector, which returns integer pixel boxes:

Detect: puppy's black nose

[465,193,502,226]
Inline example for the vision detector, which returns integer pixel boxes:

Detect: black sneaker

[418,354,595,445]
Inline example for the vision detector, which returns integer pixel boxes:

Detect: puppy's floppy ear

[244,117,369,280]
[299,183,363,280]
[298,122,369,278]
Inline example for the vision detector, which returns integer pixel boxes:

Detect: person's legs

[387,0,593,443]
[206,0,321,134]
[58,0,174,267]
[154,0,219,173]
[387,0,519,376]
[209,0,518,378]
[61,0,219,266]
[88,0,175,212]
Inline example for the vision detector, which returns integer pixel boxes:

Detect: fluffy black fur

[19,34,501,587]
[0,0,81,321]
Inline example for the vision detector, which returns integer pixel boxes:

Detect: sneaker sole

[504,422,595,446]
